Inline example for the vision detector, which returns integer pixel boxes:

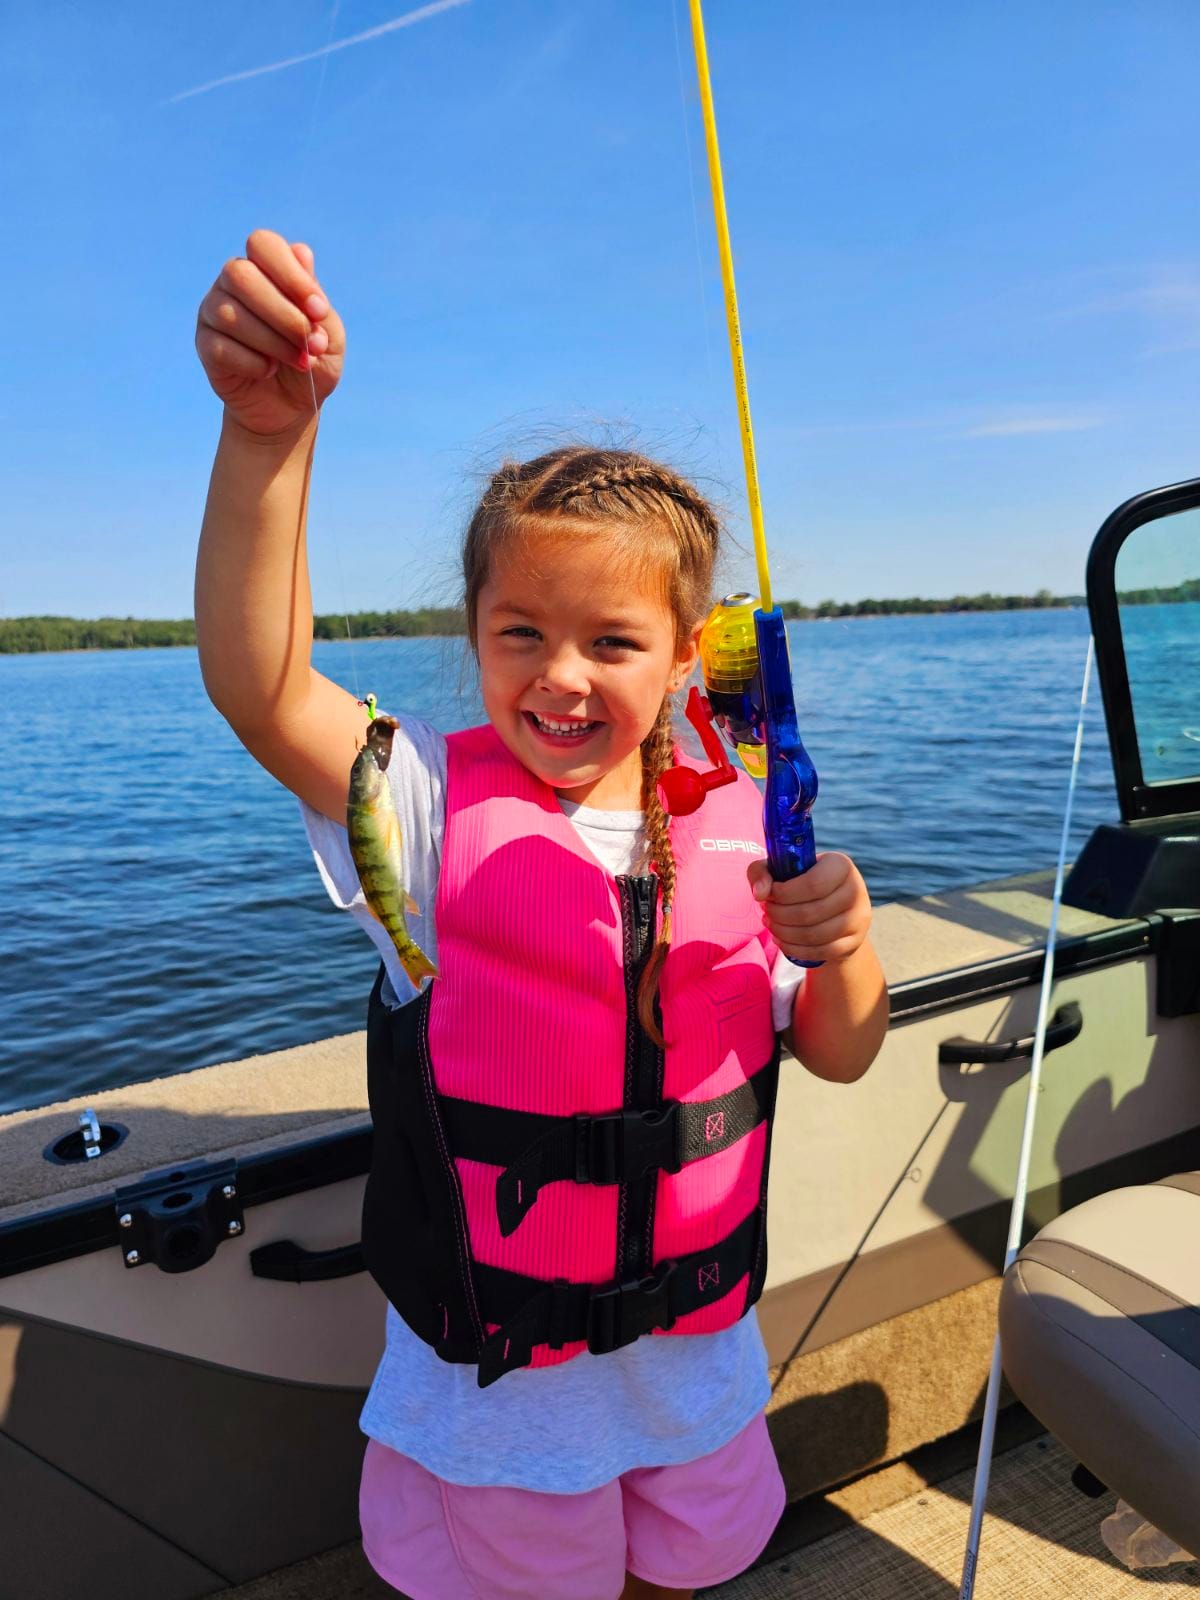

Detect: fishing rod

[958,634,1095,1598]
[675,12,1102,1577]
[657,0,820,957]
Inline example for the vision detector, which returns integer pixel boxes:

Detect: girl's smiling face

[476,531,702,809]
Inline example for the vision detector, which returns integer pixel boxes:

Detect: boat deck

[224,1418,1200,1599]
[724,1432,1198,1599]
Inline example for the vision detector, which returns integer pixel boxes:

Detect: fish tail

[398,940,438,987]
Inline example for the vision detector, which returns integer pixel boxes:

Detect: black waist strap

[440,1048,779,1236]
[473,1206,761,1387]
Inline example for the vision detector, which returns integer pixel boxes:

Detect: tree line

[2,581,1195,653]
[777,588,1079,619]
[1114,577,1200,607]
[0,609,467,654]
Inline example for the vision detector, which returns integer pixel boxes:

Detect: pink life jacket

[360,723,781,1387]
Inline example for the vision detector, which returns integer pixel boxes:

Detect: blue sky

[3,0,1200,618]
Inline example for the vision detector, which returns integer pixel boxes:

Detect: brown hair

[462,446,721,1046]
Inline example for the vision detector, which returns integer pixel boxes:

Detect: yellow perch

[348,715,438,988]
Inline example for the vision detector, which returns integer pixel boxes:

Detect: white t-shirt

[302,714,802,1491]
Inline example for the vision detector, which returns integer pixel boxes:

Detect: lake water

[0,610,1143,1114]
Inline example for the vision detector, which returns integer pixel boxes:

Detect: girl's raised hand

[195,230,345,437]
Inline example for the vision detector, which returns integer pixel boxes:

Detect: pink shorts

[359,1412,785,1600]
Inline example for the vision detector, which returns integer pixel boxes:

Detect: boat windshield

[1115,509,1200,787]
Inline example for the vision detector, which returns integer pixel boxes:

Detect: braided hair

[462,447,722,1046]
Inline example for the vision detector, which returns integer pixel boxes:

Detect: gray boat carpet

[719,1433,1200,1599]
[220,1542,395,1599]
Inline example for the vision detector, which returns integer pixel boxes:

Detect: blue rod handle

[754,607,821,967]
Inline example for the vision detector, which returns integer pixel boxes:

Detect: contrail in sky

[168,0,469,104]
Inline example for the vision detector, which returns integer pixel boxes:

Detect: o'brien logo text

[699,839,764,854]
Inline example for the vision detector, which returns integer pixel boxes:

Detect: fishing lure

[656,1,820,960]
[348,713,438,988]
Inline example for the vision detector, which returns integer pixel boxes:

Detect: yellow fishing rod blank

[682,1,822,903]
[686,0,773,612]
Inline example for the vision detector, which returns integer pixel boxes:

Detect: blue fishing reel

[659,593,820,968]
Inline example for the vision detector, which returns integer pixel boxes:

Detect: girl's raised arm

[194,230,363,822]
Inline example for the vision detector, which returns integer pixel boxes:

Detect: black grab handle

[249,1239,366,1283]
[938,1001,1083,1067]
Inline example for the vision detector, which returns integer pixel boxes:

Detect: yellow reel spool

[699,593,768,779]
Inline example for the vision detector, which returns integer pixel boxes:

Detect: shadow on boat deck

[716,1432,1200,1599]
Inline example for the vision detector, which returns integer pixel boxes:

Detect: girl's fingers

[290,241,332,315]
[766,879,858,931]
[288,242,340,343]
[783,934,861,964]
[217,256,314,350]
[747,860,772,902]
[198,287,325,370]
[195,324,277,382]
[769,907,858,949]
[246,228,329,321]
[196,231,343,413]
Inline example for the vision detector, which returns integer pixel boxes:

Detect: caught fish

[348,715,438,988]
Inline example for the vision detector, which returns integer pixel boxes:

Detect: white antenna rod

[959,633,1095,1599]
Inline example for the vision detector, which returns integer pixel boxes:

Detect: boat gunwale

[0,913,1165,1283]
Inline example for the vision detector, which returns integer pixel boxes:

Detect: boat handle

[937,1000,1082,1066]
[249,1239,366,1283]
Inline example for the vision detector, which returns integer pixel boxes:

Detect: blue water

[0,611,1129,1114]
[1120,602,1200,784]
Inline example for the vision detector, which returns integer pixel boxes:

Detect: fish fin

[405,894,420,917]
[399,943,438,987]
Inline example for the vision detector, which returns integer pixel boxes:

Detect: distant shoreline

[3,583,1195,654]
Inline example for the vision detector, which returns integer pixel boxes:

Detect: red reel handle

[685,685,730,770]
[657,688,737,817]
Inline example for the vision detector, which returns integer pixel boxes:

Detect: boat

[1,479,1197,1598]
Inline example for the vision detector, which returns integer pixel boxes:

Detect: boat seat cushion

[998,1173,1200,1558]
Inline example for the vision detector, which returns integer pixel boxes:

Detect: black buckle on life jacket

[586,1261,678,1356]
[494,1104,682,1239]
[575,1104,682,1187]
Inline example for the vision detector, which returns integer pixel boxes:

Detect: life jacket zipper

[614,874,665,1282]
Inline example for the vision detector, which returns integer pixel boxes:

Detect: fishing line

[301,357,362,702]
[958,633,1096,1600]
[299,0,364,703]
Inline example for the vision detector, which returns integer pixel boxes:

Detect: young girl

[195,229,888,1600]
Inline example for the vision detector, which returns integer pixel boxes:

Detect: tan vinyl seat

[998,1173,1200,1558]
